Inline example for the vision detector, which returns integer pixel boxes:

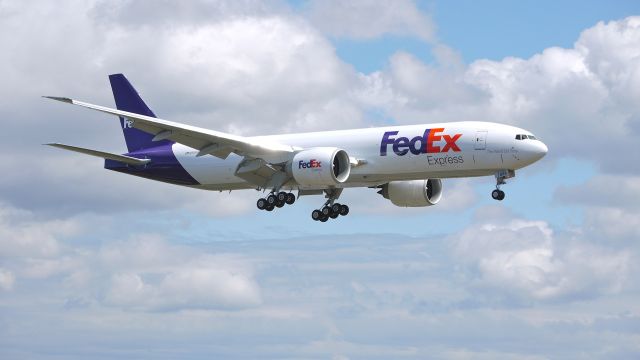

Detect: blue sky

[1,1,639,359]
[334,0,640,72]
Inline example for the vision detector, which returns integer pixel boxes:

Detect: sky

[1,0,640,359]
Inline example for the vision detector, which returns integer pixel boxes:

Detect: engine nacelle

[379,179,443,207]
[291,147,351,188]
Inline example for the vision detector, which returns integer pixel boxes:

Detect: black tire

[331,203,341,214]
[498,190,506,201]
[267,194,277,205]
[286,193,296,205]
[491,189,500,200]
[339,204,349,216]
[277,192,287,202]
[329,212,339,219]
[256,198,267,210]
[320,216,328,222]
[312,209,322,221]
[276,200,285,208]
[321,206,331,216]
[265,205,274,211]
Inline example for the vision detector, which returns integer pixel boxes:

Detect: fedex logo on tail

[380,128,462,156]
[299,159,322,169]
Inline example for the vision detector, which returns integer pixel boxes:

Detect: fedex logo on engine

[298,159,322,169]
[380,128,462,156]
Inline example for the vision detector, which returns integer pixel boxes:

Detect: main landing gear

[311,188,349,222]
[491,169,515,201]
[256,191,296,211]
[311,202,349,222]
[256,188,351,222]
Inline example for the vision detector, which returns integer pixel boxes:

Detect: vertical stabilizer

[108,74,172,152]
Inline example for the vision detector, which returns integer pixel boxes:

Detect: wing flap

[46,143,151,166]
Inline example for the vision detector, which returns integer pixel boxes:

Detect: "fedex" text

[298,159,322,169]
[380,128,461,156]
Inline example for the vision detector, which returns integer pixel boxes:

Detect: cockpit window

[516,134,538,140]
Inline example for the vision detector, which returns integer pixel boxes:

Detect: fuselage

[105,121,548,190]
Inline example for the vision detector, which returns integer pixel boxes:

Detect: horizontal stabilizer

[46,143,150,166]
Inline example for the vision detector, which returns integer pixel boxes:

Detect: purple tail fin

[109,74,172,152]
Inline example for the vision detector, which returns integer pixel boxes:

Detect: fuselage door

[475,130,487,150]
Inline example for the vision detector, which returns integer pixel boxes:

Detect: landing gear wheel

[286,193,296,205]
[257,198,267,210]
[312,209,322,221]
[265,205,274,211]
[277,192,287,202]
[267,194,277,205]
[331,203,342,214]
[321,206,332,217]
[330,212,339,219]
[491,189,505,201]
[276,200,285,208]
[339,204,349,216]
[319,216,328,222]
[498,190,505,200]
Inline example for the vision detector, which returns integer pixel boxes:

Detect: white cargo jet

[46,74,547,222]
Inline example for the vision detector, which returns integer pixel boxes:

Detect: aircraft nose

[533,141,548,160]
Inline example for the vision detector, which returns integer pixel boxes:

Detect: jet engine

[378,179,442,207]
[291,147,351,187]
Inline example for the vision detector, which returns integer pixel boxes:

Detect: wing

[44,96,296,162]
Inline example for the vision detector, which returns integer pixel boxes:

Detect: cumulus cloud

[556,174,640,210]
[0,0,366,217]
[0,202,79,258]
[357,17,640,175]
[97,238,262,311]
[97,236,262,311]
[555,174,640,243]
[104,258,261,311]
[453,216,631,301]
[306,0,435,42]
[0,202,262,311]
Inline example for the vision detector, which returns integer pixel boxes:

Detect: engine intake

[379,179,442,207]
[291,147,351,188]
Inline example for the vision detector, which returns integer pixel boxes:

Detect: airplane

[45,74,548,222]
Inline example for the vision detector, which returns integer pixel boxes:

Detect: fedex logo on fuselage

[380,128,462,156]
[299,159,322,169]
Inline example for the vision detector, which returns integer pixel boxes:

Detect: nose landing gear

[491,189,505,201]
[491,169,515,201]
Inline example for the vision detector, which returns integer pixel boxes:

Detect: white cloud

[356,16,640,174]
[0,0,368,217]
[555,174,640,243]
[0,268,15,291]
[583,207,640,242]
[0,202,80,258]
[556,174,640,210]
[306,0,435,42]
[99,238,263,311]
[453,217,631,301]
[0,202,262,311]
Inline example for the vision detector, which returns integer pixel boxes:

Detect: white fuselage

[173,121,548,191]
